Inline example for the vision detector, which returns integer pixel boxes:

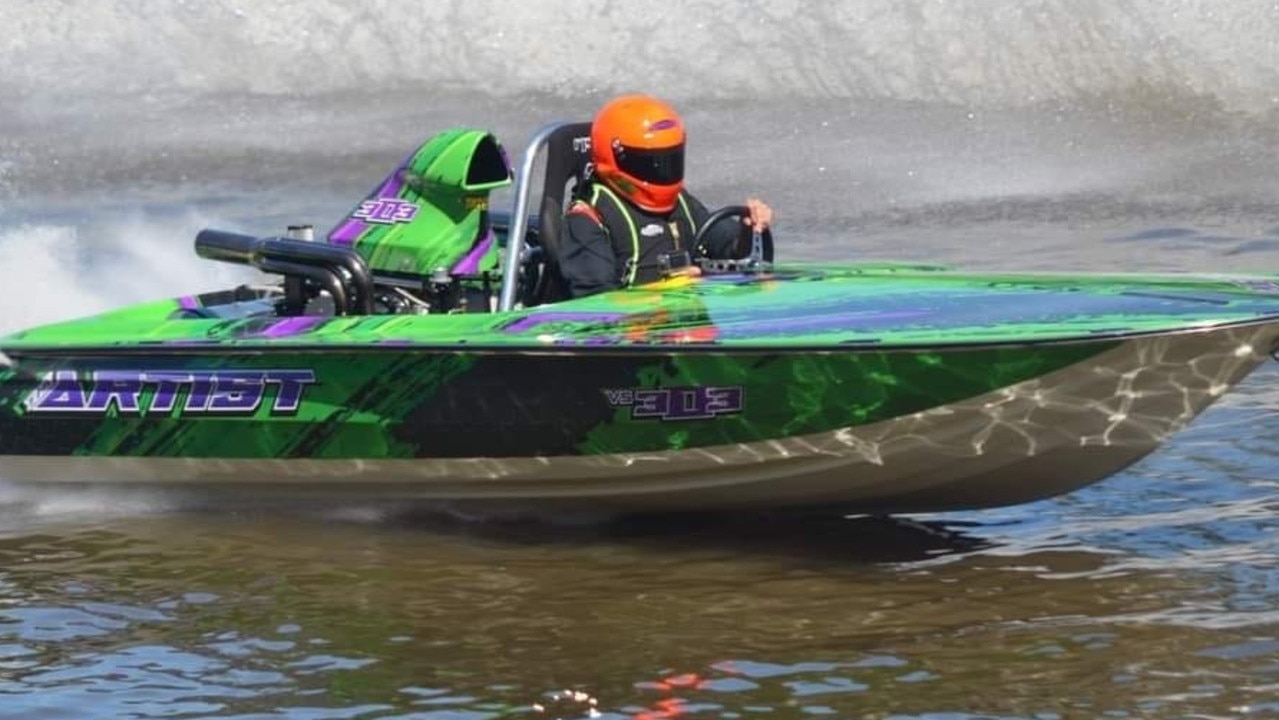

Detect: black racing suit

[557,181,743,298]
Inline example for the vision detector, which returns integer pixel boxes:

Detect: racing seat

[528,121,592,305]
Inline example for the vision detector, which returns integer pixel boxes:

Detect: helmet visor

[616,143,684,185]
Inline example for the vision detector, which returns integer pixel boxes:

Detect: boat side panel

[2,324,1272,513]
[0,342,1113,460]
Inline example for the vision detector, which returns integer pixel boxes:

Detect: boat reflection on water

[2,498,1271,719]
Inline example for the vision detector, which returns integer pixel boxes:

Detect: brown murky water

[3,369,1279,720]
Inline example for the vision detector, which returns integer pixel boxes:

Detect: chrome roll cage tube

[498,122,572,313]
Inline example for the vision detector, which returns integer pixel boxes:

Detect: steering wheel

[694,205,775,265]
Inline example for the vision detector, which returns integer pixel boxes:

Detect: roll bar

[497,121,575,313]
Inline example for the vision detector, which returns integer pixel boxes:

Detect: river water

[4,1,1279,717]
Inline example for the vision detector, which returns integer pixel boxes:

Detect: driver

[557,94,773,298]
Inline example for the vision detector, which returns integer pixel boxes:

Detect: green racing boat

[1,121,1278,514]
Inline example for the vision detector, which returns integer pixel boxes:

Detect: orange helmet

[590,94,686,213]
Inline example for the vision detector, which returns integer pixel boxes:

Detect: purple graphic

[604,386,744,421]
[501,312,628,334]
[24,369,317,416]
[329,167,412,245]
[723,308,932,338]
[451,230,495,276]
[351,198,419,225]
[259,316,326,339]
[1235,279,1279,294]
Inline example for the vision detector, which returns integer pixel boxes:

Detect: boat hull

[1,322,1272,513]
